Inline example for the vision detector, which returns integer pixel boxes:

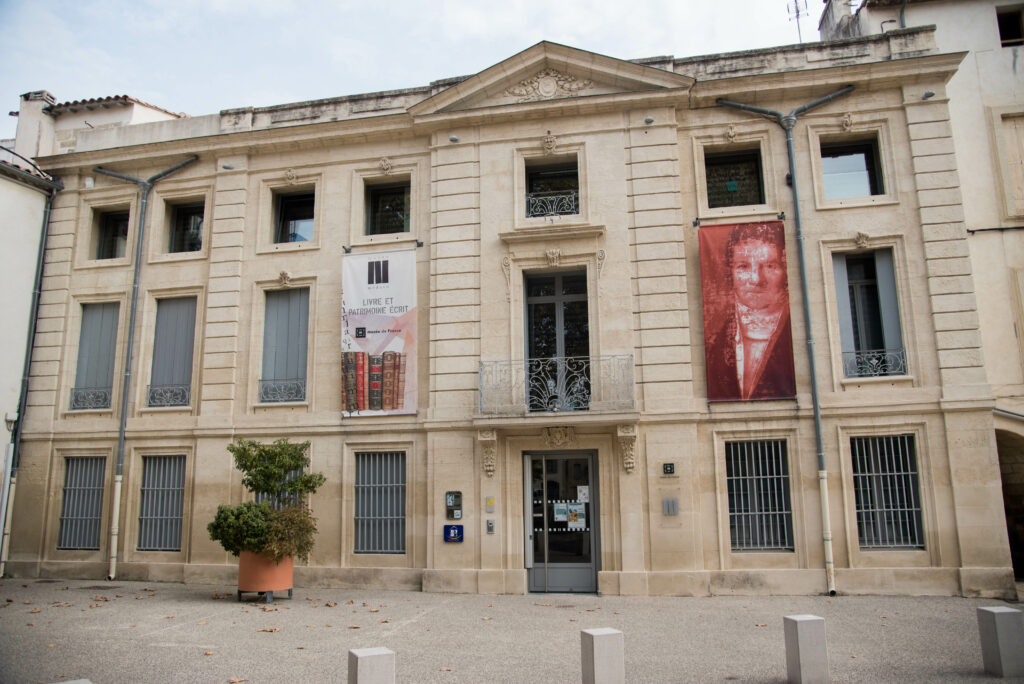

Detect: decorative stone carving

[505,69,592,103]
[284,168,297,184]
[379,157,393,175]
[726,124,737,143]
[278,271,292,287]
[478,430,497,478]
[855,231,870,249]
[502,254,513,302]
[546,249,561,267]
[841,112,853,133]
[597,250,606,277]
[543,426,576,448]
[617,424,637,474]
[542,131,557,155]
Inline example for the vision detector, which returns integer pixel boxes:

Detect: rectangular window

[525,271,590,412]
[526,160,579,217]
[137,455,186,551]
[254,469,302,510]
[833,249,906,377]
[58,457,106,550]
[851,434,924,549]
[820,138,884,200]
[169,203,204,253]
[998,8,1024,47]
[274,192,315,243]
[354,451,406,553]
[95,210,129,260]
[148,297,196,407]
[260,288,309,402]
[71,302,119,410]
[366,182,410,235]
[725,440,794,551]
[704,148,765,208]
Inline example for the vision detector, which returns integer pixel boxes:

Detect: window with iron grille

[58,457,106,550]
[260,288,308,403]
[833,249,906,378]
[525,159,579,217]
[726,440,794,551]
[354,451,406,554]
[851,434,924,549]
[137,455,186,551]
[71,302,119,410]
[704,147,765,208]
[148,297,196,407]
[254,469,303,510]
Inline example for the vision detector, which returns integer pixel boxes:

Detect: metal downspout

[1,180,61,577]
[716,86,854,596]
[93,156,197,581]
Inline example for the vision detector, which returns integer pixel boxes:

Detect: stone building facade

[4,32,1016,597]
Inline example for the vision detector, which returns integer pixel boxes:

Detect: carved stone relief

[543,426,577,448]
[542,131,557,155]
[505,69,593,103]
[284,168,297,185]
[379,157,393,175]
[546,249,561,267]
[478,429,497,478]
[278,271,293,287]
[617,424,637,473]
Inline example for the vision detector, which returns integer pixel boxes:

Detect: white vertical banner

[341,250,417,415]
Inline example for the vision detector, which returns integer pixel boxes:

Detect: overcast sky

[0,0,824,141]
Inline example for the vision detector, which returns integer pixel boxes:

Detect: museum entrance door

[524,451,599,593]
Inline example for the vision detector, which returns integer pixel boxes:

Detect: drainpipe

[1,172,62,578]
[92,156,197,581]
[716,86,855,596]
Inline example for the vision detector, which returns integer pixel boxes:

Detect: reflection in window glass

[821,140,883,200]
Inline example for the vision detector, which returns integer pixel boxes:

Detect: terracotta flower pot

[237,551,294,602]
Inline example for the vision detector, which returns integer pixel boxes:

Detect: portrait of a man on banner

[699,221,796,402]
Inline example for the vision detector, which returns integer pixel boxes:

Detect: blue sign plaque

[443,524,464,543]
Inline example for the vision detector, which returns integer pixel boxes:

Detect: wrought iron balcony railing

[842,348,907,378]
[259,378,307,403]
[526,190,579,218]
[147,384,191,408]
[70,386,112,410]
[479,355,634,415]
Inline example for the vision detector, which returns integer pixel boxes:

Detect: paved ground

[0,577,1021,684]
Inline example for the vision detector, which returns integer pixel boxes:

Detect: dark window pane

[96,211,129,259]
[169,203,203,253]
[562,273,587,296]
[999,10,1024,47]
[367,183,410,235]
[704,149,765,208]
[275,192,314,243]
[526,161,579,217]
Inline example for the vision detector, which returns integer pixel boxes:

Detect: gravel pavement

[0,577,1021,683]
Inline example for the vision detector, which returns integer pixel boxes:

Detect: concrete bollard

[347,647,395,684]
[784,614,828,684]
[581,627,625,684]
[977,606,1024,677]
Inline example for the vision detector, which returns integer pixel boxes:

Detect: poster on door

[567,503,586,530]
[341,249,417,416]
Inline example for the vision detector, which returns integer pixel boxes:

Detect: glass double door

[525,452,598,593]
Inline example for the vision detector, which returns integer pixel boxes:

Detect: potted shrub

[207,438,325,602]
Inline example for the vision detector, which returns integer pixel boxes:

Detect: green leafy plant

[207,438,325,562]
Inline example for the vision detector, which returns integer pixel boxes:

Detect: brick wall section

[198,166,246,416]
[429,141,481,420]
[25,196,77,424]
[905,98,989,395]
[626,121,690,409]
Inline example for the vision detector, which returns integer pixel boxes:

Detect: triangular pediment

[409,41,694,117]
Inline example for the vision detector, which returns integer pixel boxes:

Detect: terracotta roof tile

[47,95,185,119]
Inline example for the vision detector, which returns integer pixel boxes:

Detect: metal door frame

[523,449,600,593]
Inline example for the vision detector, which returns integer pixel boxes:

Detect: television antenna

[787,0,809,43]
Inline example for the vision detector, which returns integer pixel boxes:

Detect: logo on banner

[368,260,389,285]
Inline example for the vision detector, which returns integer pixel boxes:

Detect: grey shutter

[832,255,855,356]
[149,297,196,406]
[262,289,309,381]
[354,451,406,553]
[72,302,119,409]
[137,455,186,551]
[873,249,903,352]
[58,457,106,550]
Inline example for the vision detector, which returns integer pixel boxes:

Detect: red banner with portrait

[699,221,796,402]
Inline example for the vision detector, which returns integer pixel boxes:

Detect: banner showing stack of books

[341,351,407,413]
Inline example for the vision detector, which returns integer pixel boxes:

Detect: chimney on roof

[14,90,57,159]
[21,91,55,106]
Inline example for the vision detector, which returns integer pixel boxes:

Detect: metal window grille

[58,457,106,550]
[851,434,924,549]
[726,440,794,551]
[137,455,186,551]
[354,451,406,554]
[254,469,303,510]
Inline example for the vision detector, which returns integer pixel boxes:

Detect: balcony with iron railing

[259,378,307,403]
[147,384,191,408]
[70,386,112,410]
[526,190,579,218]
[842,348,907,378]
[478,355,634,416]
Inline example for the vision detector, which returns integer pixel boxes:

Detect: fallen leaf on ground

[211,593,231,600]
[348,624,360,629]
[29,608,40,613]
[379,618,392,623]
[851,655,858,659]
[21,584,27,588]
[256,627,279,633]
[115,594,123,598]
[47,644,55,648]
[204,651,213,656]
[346,600,354,605]
[297,646,304,650]
[614,611,622,615]
[482,617,492,621]
[306,597,320,602]
[88,604,102,609]
[135,596,145,600]
[197,621,207,625]
[93,596,108,602]
[362,602,369,607]
[369,608,379,613]
[440,667,452,671]
[569,618,578,622]
[325,602,337,608]
[755,624,766,627]
[261,606,277,613]
[487,603,493,607]
[23,600,31,605]
[165,616,174,620]
[26,623,34,626]
[229,679,247,683]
